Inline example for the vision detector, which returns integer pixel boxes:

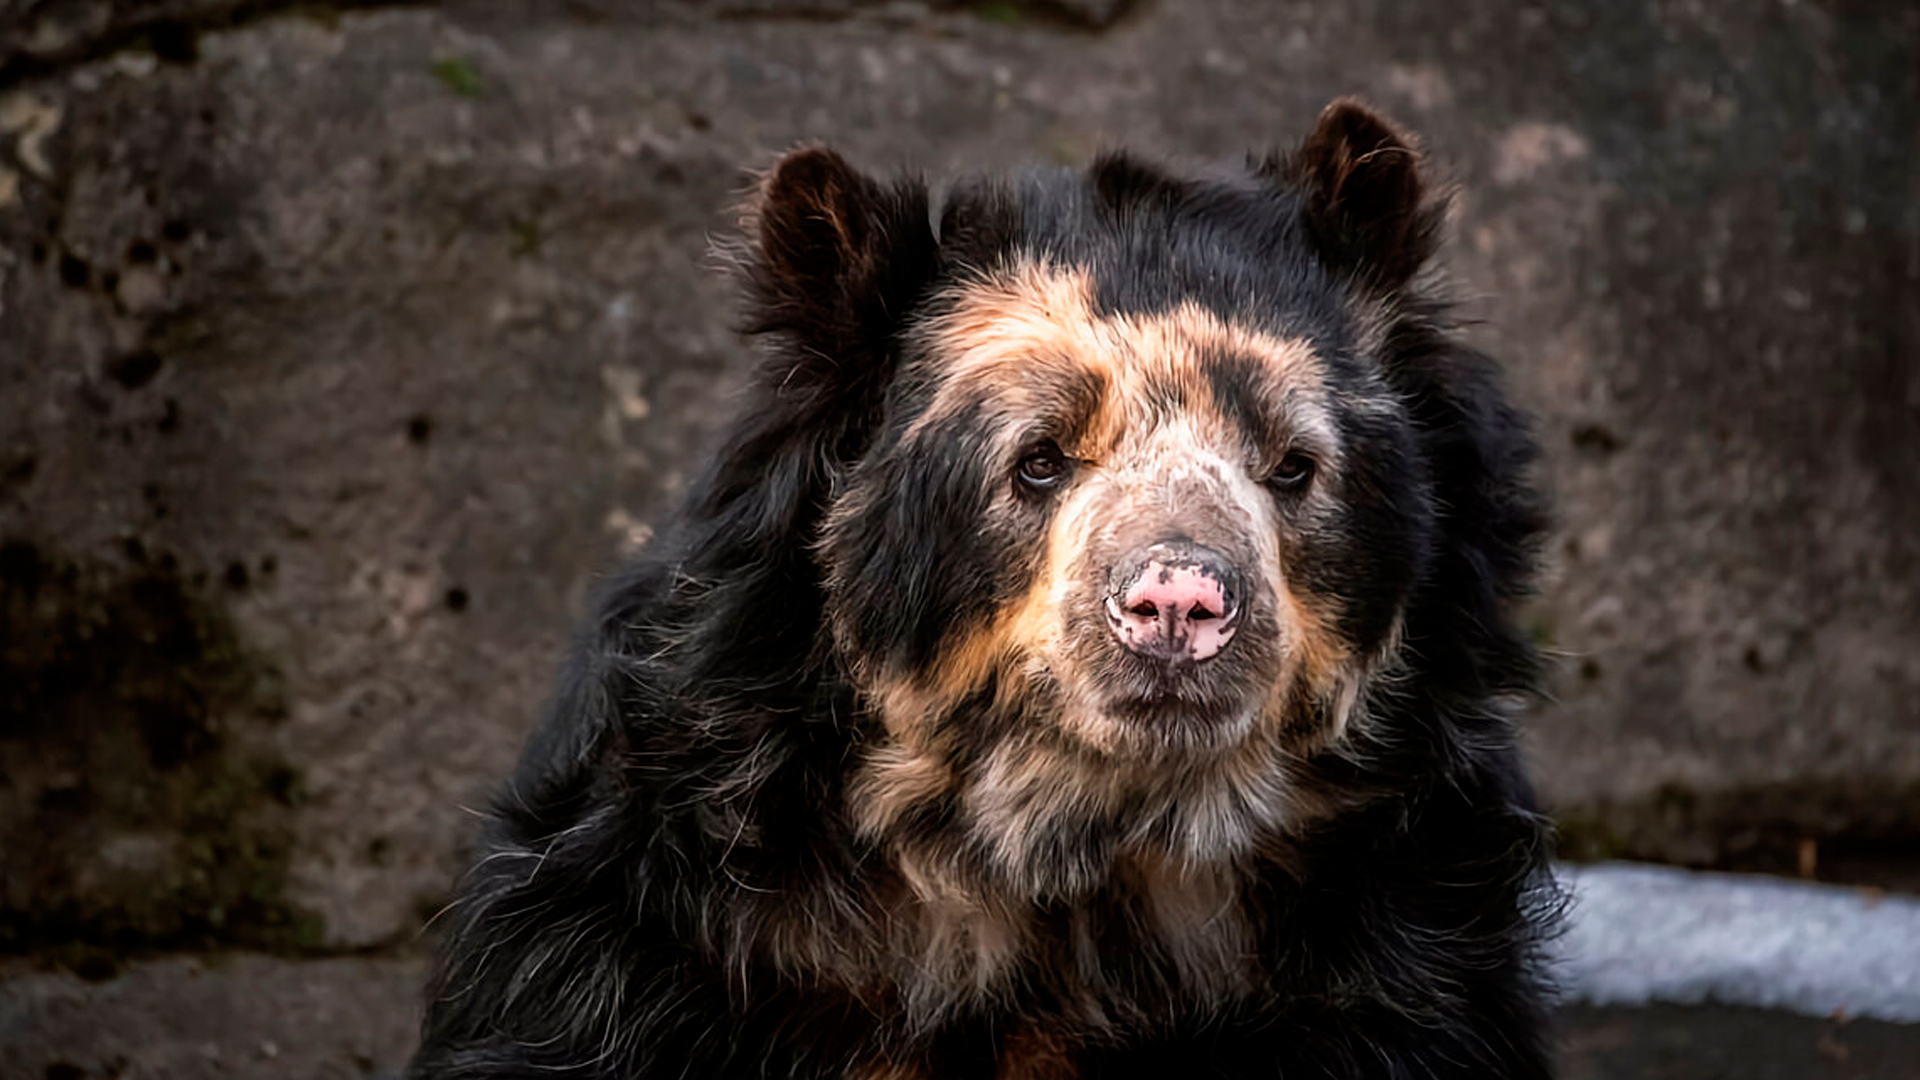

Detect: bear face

[825,255,1428,762]
[756,104,1454,896]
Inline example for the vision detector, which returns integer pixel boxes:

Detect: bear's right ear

[699,149,936,545]
[743,147,938,386]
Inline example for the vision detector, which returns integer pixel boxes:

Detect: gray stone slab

[1555,862,1920,1023]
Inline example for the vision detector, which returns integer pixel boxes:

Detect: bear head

[712,100,1529,898]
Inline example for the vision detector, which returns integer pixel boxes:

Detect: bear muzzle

[1104,540,1244,664]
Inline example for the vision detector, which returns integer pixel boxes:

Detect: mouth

[1055,583,1282,754]
[1097,655,1256,739]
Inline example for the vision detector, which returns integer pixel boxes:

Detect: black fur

[409,103,1559,1079]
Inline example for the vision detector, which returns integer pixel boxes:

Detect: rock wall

[1,0,1914,992]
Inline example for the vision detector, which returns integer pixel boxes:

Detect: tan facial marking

[850,739,955,837]
[835,256,1391,963]
[907,259,1337,465]
[879,257,1344,730]
[889,259,1357,751]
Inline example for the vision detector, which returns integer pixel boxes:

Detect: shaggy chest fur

[779,839,1261,1033]
[805,699,1353,1031]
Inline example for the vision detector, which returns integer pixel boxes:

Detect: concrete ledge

[1554,862,1920,1022]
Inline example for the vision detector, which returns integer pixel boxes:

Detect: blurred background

[0,0,1915,1076]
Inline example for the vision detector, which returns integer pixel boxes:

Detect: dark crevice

[0,1,434,88]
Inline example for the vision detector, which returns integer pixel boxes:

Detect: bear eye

[1015,440,1072,492]
[1267,452,1316,494]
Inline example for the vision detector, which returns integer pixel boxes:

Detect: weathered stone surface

[0,953,423,1078]
[0,540,310,955]
[0,0,1914,960]
[0,0,387,84]
[2,8,756,947]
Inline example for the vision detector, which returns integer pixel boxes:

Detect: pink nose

[1104,543,1243,663]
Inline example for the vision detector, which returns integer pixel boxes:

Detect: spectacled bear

[408,99,1561,1080]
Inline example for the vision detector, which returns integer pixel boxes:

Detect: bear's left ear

[1268,98,1440,291]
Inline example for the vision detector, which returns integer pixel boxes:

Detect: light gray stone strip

[1553,862,1920,1023]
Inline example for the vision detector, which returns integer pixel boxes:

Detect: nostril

[1106,543,1244,662]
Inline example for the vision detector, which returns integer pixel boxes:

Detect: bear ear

[1271,98,1439,290]
[697,149,935,546]
[745,146,937,369]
